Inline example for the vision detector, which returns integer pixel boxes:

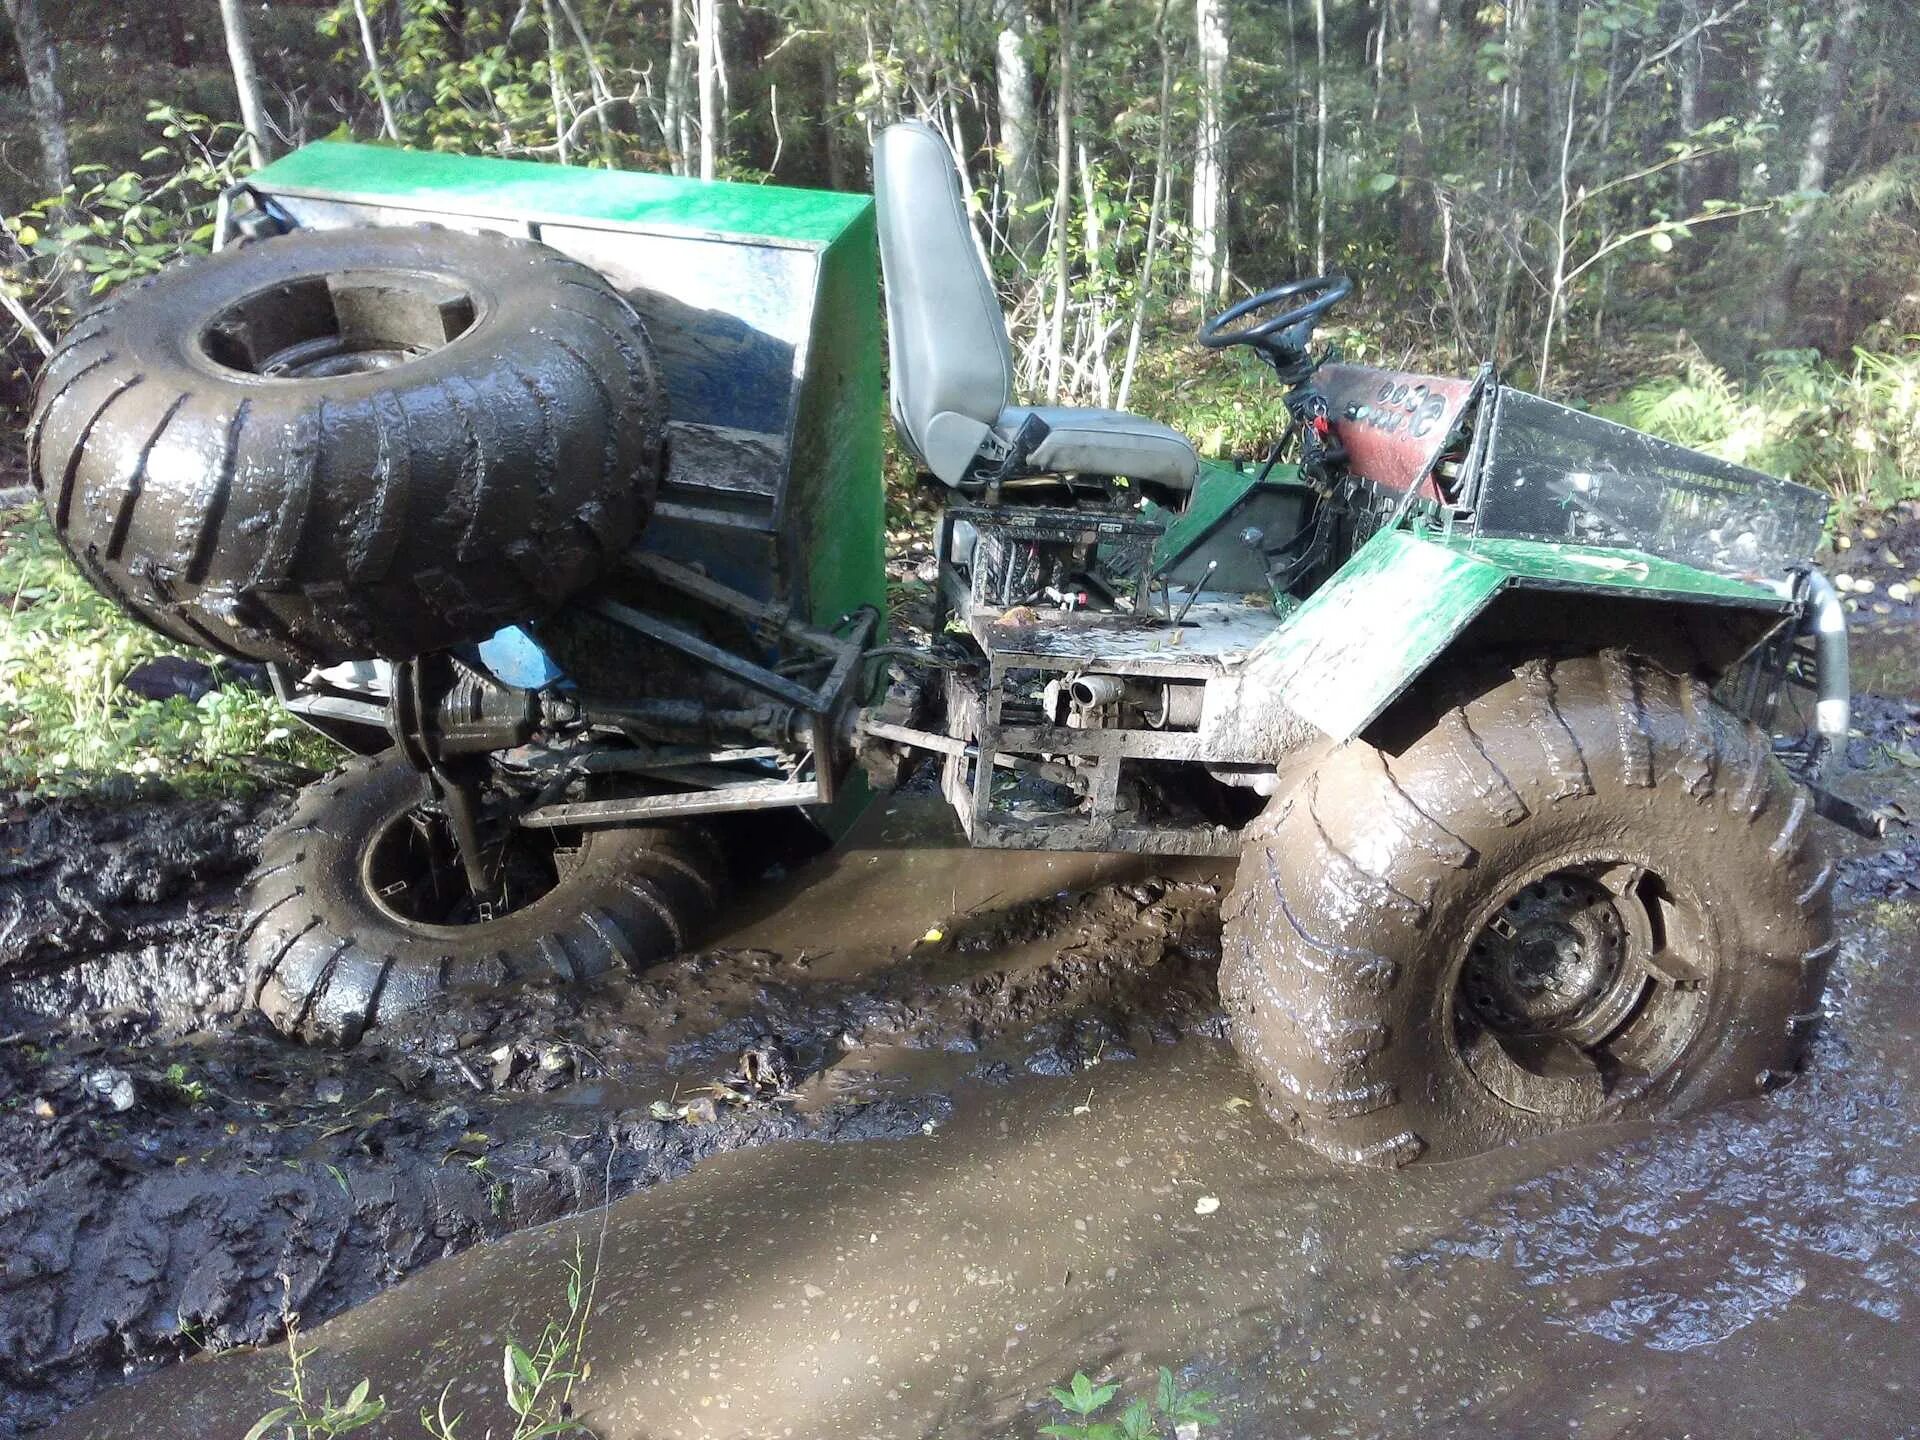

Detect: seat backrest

[872,121,1013,481]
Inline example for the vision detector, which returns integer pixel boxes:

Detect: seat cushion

[997,406,1200,490]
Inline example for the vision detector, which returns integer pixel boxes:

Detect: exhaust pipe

[1803,568,1850,783]
[1068,674,1128,708]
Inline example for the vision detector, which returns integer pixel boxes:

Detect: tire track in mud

[0,796,1226,1437]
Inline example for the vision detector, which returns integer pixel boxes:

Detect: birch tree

[1769,0,1864,333]
[351,0,402,141]
[1,0,72,203]
[995,0,1041,256]
[1189,0,1230,298]
[697,0,720,180]
[1313,0,1328,273]
[664,0,692,175]
[217,0,273,168]
[1044,0,1075,401]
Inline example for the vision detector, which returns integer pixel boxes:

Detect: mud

[6,624,1918,1438]
[0,795,1227,1437]
[40,894,1920,1440]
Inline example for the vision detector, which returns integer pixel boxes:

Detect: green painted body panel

[1147,459,1314,594]
[1151,460,1280,568]
[251,141,872,246]
[1432,532,1790,604]
[1252,526,1792,742]
[795,206,888,629]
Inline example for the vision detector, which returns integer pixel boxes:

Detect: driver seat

[873,122,1199,491]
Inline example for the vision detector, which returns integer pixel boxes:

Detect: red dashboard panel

[1316,363,1477,499]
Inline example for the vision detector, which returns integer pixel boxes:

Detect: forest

[0,0,1917,507]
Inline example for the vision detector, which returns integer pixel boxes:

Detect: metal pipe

[1068,674,1128,707]
[1147,683,1205,730]
[1803,568,1850,782]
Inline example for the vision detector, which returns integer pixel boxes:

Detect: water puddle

[43,841,1920,1439]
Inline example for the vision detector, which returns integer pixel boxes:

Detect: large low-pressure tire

[26,226,665,666]
[1220,650,1835,1168]
[243,755,721,1045]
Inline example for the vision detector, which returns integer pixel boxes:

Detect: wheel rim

[360,803,581,931]
[1450,859,1716,1120]
[200,271,480,380]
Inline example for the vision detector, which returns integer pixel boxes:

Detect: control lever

[989,412,1053,486]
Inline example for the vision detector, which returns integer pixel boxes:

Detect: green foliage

[163,1062,209,1108]
[0,502,336,798]
[4,106,245,330]
[248,1243,600,1440]
[1039,1366,1220,1440]
[315,0,679,173]
[1603,345,1920,510]
[243,1316,388,1440]
[420,1239,599,1439]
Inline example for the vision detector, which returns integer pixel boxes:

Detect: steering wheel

[1198,274,1353,372]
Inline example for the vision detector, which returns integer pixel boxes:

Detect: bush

[0,502,335,797]
[1602,344,1920,512]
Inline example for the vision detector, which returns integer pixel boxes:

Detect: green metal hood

[1242,525,1795,743]
[250,141,873,247]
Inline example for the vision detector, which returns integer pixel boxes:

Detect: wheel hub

[1462,873,1626,1035]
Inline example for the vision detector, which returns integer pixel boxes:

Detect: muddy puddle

[0,789,1228,1436]
[30,741,1920,1440]
[40,904,1920,1440]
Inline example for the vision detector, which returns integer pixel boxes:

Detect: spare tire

[25,226,665,666]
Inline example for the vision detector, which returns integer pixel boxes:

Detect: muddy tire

[243,755,720,1045]
[1220,650,1835,1168]
[26,226,665,667]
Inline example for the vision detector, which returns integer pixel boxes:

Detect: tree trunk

[1675,0,1703,214]
[1189,0,1230,298]
[995,0,1041,257]
[696,0,719,180]
[1118,1,1176,411]
[1397,0,1441,259]
[665,0,690,175]
[164,11,192,68]
[1286,0,1302,257]
[1045,0,1074,403]
[1313,0,1329,273]
[2,0,72,202]
[1746,1,1789,198]
[217,0,271,167]
[542,0,571,164]
[1537,38,1581,391]
[553,0,617,161]
[1770,0,1864,336]
[350,0,402,141]
[818,11,845,190]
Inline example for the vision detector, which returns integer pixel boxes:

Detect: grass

[248,1241,602,1440]
[0,499,337,799]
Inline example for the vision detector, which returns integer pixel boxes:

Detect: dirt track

[27,720,1920,1440]
[0,791,1232,1436]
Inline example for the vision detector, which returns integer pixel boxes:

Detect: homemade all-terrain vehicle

[26,121,1864,1165]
